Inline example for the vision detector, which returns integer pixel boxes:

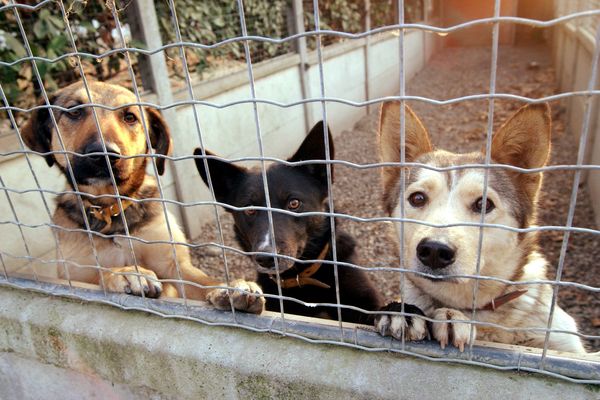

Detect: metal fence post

[365,0,372,114]
[126,0,190,236]
[290,0,313,131]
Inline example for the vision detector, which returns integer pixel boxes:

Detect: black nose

[254,253,275,269]
[416,239,456,269]
[84,142,121,164]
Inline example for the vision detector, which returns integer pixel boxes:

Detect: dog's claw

[379,318,388,337]
[374,302,428,341]
[207,279,266,314]
[104,266,162,299]
[432,308,474,352]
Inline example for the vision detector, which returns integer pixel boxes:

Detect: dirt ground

[191,44,600,350]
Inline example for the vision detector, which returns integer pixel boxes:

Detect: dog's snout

[254,252,275,269]
[84,141,121,164]
[253,240,276,269]
[416,239,456,270]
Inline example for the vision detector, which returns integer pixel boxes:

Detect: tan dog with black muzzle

[20,81,264,314]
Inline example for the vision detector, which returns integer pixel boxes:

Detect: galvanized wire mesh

[0,0,599,385]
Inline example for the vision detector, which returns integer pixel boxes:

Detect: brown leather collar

[86,199,134,234]
[270,243,331,289]
[469,289,528,312]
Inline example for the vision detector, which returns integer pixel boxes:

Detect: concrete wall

[0,30,436,275]
[552,10,600,228]
[0,286,596,400]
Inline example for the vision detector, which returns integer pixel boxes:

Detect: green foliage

[155,0,289,76]
[305,0,424,47]
[0,0,425,111]
[0,1,124,110]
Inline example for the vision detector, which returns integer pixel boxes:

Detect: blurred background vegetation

[0,0,424,112]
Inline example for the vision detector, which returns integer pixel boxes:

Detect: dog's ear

[379,102,432,211]
[490,103,551,200]
[20,95,58,167]
[379,101,432,164]
[288,120,334,184]
[146,108,172,175]
[193,148,245,205]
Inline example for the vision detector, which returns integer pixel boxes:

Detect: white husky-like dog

[375,102,586,354]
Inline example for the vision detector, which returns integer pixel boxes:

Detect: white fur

[256,232,272,252]
[390,167,586,353]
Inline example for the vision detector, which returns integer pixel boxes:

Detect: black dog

[194,122,389,324]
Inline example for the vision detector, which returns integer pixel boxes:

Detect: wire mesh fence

[0,0,599,386]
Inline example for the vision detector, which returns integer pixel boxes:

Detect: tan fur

[379,102,432,214]
[490,103,552,204]
[378,102,586,354]
[21,81,264,313]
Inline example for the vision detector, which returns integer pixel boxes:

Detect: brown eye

[244,207,256,216]
[123,112,138,125]
[473,197,495,213]
[287,198,301,210]
[408,192,428,208]
[65,108,82,120]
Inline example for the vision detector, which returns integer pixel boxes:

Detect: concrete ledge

[0,286,597,399]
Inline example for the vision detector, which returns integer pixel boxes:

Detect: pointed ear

[288,120,334,184]
[193,148,246,205]
[379,101,432,163]
[20,95,57,167]
[378,102,432,207]
[146,108,172,175]
[490,103,551,200]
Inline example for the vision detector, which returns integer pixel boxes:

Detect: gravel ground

[191,44,599,350]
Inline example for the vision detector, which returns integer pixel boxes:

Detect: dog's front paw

[375,301,428,341]
[431,308,475,352]
[206,279,265,314]
[104,266,162,298]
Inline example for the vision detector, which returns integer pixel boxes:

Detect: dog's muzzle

[414,238,461,281]
[253,245,295,274]
[416,238,456,269]
[74,141,121,183]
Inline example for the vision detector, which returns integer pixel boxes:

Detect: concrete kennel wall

[0,286,596,400]
[0,29,439,275]
[171,29,437,241]
[441,0,519,46]
[552,7,600,228]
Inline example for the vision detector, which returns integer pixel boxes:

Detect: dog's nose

[83,142,121,164]
[254,244,276,269]
[416,239,456,269]
[254,253,275,269]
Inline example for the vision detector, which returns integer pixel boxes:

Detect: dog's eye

[65,108,83,120]
[244,207,256,217]
[473,197,495,213]
[287,198,301,210]
[408,192,428,207]
[123,112,138,125]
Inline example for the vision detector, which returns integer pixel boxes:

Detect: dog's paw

[374,301,428,341]
[206,279,265,314]
[104,266,162,298]
[431,308,475,352]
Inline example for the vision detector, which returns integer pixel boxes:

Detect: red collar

[470,289,528,312]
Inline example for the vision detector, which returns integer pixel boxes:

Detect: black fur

[195,121,384,324]
[256,229,383,324]
[376,301,426,327]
